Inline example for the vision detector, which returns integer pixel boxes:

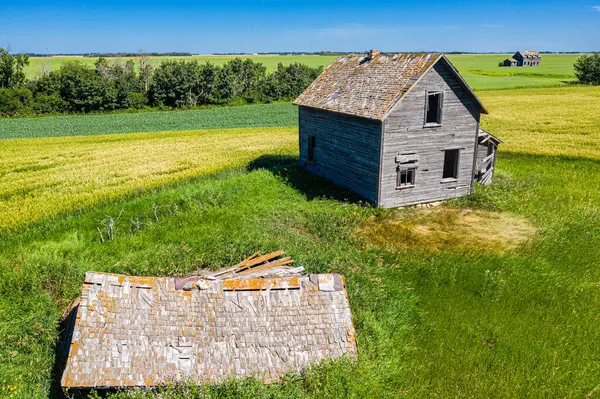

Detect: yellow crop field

[0,127,297,231]
[479,86,600,160]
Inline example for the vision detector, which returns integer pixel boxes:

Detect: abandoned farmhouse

[502,50,541,67]
[294,51,500,207]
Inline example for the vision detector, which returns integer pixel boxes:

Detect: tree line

[0,49,323,117]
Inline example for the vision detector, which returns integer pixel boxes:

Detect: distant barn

[294,51,500,208]
[501,57,518,67]
[512,50,541,66]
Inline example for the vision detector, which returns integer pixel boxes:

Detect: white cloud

[593,5,600,11]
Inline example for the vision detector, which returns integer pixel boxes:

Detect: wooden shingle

[61,269,357,389]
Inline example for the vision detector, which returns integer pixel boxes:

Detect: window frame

[397,166,416,189]
[307,135,316,164]
[441,148,460,181]
[424,91,444,127]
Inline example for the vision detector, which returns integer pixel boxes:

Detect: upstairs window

[442,149,459,180]
[308,135,316,164]
[425,91,443,125]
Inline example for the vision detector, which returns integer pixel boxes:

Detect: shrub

[263,63,322,102]
[149,60,208,108]
[58,61,117,112]
[574,54,600,85]
[31,93,67,114]
[0,87,33,116]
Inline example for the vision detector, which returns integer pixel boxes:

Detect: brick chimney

[369,49,381,59]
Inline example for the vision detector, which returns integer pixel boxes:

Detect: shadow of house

[52,303,92,399]
[247,154,368,205]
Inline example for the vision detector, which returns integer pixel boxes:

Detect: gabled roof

[505,57,517,62]
[293,53,487,120]
[61,252,357,389]
[515,50,540,57]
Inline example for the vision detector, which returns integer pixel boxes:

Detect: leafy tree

[96,58,143,108]
[30,71,61,96]
[57,62,116,112]
[0,87,33,116]
[263,63,322,101]
[574,54,600,85]
[0,48,29,89]
[149,60,206,108]
[216,58,267,103]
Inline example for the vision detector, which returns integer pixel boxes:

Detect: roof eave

[294,103,383,122]
[439,55,489,115]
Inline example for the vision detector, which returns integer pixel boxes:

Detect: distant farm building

[60,252,357,390]
[294,51,500,208]
[501,57,518,67]
[512,50,541,66]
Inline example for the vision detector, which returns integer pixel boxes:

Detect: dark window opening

[397,167,416,188]
[308,135,316,164]
[426,92,443,125]
[442,149,459,179]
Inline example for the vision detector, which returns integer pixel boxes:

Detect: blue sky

[1,0,599,53]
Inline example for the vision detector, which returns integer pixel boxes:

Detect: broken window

[425,91,443,125]
[397,167,416,188]
[442,149,459,179]
[308,135,316,164]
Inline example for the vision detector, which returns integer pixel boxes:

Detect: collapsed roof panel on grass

[60,252,357,389]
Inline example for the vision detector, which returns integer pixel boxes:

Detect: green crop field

[0,103,298,140]
[23,53,582,90]
[448,53,580,89]
[1,86,600,398]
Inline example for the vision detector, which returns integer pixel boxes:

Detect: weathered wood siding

[475,141,497,185]
[379,59,480,207]
[298,106,382,203]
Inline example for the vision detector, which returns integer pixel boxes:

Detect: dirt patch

[359,207,537,254]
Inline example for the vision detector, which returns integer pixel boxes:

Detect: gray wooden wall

[298,106,382,203]
[378,59,481,207]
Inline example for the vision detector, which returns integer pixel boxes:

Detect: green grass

[23,54,583,91]
[0,127,297,230]
[1,86,600,398]
[448,53,580,90]
[0,103,297,140]
[24,55,339,77]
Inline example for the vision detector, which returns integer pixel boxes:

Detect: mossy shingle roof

[61,271,357,389]
[294,53,445,120]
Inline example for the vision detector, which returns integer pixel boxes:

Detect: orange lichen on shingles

[222,277,300,291]
[294,53,441,120]
[61,271,357,389]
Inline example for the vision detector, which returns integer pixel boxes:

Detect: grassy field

[23,54,581,90]
[24,55,339,77]
[0,86,599,398]
[0,127,296,231]
[0,103,297,140]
